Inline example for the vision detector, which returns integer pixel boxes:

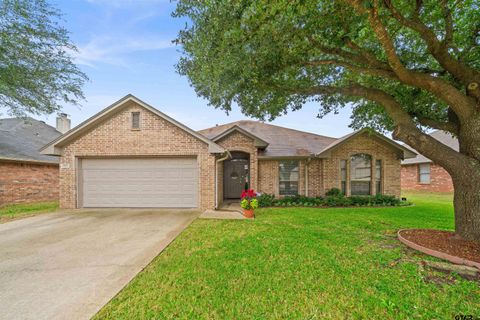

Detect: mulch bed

[399,229,480,263]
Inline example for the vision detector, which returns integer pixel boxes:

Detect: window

[131,112,140,129]
[279,160,299,195]
[375,159,382,195]
[340,160,347,195]
[419,163,431,184]
[350,154,372,195]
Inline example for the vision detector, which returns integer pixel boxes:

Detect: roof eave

[0,156,59,165]
[314,128,418,160]
[257,155,312,160]
[212,125,269,149]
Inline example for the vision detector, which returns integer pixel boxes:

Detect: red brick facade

[0,161,59,205]
[401,163,454,193]
[256,132,402,197]
[58,101,216,210]
[49,98,406,209]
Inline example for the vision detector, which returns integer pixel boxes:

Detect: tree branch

[303,59,398,80]
[382,0,480,87]
[290,83,468,171]
[440,0,454,47]
[348,0,476,121]
[416,117,458,134]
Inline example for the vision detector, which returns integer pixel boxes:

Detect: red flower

[241,189,257,199]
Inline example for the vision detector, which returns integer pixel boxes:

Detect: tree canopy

[174,0,479,134]
[0,0,87,117]
[174,0,480,241]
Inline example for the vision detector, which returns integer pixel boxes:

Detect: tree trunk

[452,176,480,242]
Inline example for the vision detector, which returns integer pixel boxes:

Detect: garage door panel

[81,158,198,208]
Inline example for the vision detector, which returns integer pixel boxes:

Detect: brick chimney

[56,113,71,134]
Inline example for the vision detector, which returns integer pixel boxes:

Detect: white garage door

[80,158,198,208]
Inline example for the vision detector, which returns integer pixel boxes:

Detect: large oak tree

[0,0,87,117]
[174,0,480,241]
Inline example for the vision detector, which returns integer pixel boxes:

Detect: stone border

[398,229,480,270]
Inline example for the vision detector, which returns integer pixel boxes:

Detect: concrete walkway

[200,209,247,220]
[0,209,198,320]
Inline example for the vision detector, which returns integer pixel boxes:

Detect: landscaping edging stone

[398,229,480,270]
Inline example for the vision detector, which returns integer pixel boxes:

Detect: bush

[325,188,343,196]
[256,193,275,207]
[325,196,349,207]
[256,193,408,208]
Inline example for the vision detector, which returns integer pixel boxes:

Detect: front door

[224,159,249,199]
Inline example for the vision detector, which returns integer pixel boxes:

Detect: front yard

[95,192,479,319]
[0,201,58,223]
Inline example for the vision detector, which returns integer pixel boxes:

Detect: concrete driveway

[0,209,199,320]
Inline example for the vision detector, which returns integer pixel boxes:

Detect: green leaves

[0,0,87,117]
[174,0,479,131]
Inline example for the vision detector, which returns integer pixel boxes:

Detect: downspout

[215,151,231,209]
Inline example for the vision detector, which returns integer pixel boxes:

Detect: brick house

[401,131,457,193]
[0,116,70,205]
[40,95,416,210]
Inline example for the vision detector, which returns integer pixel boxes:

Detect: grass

[95,192,479,319]
[0,201,58,223]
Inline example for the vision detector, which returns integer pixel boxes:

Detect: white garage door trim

[78,157,198,208]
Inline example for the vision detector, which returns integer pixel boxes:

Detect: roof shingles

[199,120,338,157]
[401,130,458,165]
[0,118,61,163]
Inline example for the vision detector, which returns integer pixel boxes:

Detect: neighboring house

[0,115,70,205]
[40,95,416,210]
[401,130,457,193]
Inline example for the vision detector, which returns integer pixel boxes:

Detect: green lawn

[95,192,480,319]
[0,201,58,223]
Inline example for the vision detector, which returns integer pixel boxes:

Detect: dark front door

[224,159,249,199]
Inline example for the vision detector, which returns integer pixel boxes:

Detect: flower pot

[243,209,255,218]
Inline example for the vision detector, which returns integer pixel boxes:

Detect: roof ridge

[199,119,338,140]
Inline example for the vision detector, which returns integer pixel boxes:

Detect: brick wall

[216,161,224,207]
[0,161,59,205]
[59,101,216,210]
[401,163,454,192]
[258,160,278,195]
[307,158,324,197]
[323,132,401,197]
[257,159,307,197]
[256,134,401,198]
[216,131,258,191]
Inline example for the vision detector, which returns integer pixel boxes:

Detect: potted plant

[240,189,258,218]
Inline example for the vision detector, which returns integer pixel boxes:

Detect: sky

[38,0,354,137]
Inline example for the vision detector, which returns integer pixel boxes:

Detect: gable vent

[131,112,140,129]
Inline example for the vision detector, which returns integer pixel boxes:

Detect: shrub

[325,188,343,196]
[257,193,408,208]
[325,196,350,207]
[256,193,275,207]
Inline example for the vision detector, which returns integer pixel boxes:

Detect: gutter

[215,151,231,209]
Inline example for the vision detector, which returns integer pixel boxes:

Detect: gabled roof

[199,120,337,158]
[211,125,269,148]
[401,130,458,165]
[0,118,61,164]
[40,94,224,155]
[199,122,415,159]
[315,128,417,160]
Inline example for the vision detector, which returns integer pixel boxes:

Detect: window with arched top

[350,154,372,195]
